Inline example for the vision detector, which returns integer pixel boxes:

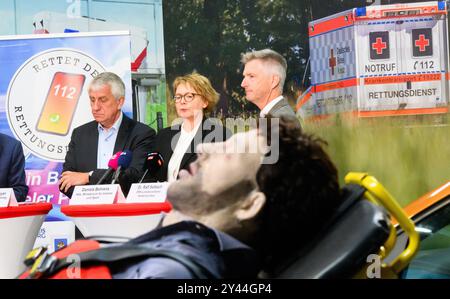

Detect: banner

[0,31,132,220]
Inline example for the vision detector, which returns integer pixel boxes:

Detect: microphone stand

[111,166,122,184]
[138,169,149,184]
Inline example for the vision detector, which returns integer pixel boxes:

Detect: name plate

[126,183,168,203]
[0,188,18,207]
[70,185,125,205]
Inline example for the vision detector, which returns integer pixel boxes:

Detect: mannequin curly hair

[255,115,341,275]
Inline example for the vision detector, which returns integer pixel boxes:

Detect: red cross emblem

[372,37,387,55]
[415,34,430,52]
[329,49,336,76]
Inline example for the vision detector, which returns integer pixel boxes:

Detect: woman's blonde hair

[173,72,219,114]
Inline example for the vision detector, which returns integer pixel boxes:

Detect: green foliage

[163,0,313,118]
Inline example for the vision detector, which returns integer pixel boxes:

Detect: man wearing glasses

[59,72,155,198]
[142,72,230,183]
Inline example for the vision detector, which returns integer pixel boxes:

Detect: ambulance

[298,1,450,120]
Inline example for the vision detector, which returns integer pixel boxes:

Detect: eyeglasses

[173,92,201,103]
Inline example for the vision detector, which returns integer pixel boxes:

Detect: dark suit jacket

[62,113,156,197]
[143,118,231,182]
[0,133,29,202]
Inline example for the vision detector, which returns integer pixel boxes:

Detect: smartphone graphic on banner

[36,72,86,136]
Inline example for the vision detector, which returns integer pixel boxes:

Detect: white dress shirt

[167,120,202,183]
[259,95,284,117]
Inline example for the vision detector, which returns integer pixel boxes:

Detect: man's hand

[59,171,90,193]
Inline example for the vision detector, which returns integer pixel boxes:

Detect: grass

[304,113,450,207]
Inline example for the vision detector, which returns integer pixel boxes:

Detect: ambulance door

[398,14,447,111]
[356,20,400,113]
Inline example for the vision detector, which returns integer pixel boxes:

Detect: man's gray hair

[241,49,287,92]
[89,72,125,100]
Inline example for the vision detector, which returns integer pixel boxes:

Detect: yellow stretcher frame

[345,172,420,278]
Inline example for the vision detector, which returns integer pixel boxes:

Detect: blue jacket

[110,221,260,279]
[0,133,28,202]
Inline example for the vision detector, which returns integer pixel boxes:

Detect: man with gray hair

[59,72,155,198]
[241,49,298,120]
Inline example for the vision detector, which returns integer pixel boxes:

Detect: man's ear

[118,96,125,110]
[271,74,280,90]
[235,191,266,222]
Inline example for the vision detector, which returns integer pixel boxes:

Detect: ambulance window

[402,199,450,279]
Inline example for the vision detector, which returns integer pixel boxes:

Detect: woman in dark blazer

[143,72,231,183]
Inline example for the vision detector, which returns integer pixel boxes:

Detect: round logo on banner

[6,48,106,162]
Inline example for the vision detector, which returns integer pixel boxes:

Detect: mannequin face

[167,129,267,230]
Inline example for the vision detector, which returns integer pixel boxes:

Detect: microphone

[157,112,164,132]
[96,151,122,184]
[111,150,133,184]
[138,152,164,183]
